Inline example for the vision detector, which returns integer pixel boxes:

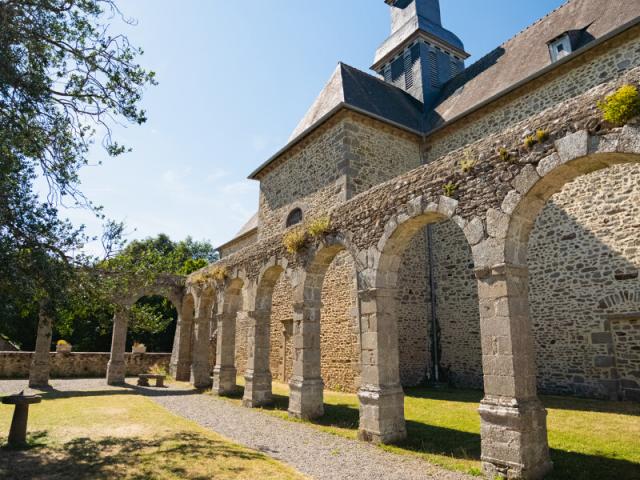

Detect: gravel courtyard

[0,378,471,480]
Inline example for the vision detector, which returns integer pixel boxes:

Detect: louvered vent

[429,51,439,88]
[404,53,413,89]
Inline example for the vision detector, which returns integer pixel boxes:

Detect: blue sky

[68,0,565,254]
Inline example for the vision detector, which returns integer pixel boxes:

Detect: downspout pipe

[426,225,440,383]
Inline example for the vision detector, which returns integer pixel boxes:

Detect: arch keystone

[554,130,589,163]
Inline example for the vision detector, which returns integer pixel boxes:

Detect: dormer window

[548,34,572,63]
[286,208,303,227]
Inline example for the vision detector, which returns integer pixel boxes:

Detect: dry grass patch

[0,391,305,480]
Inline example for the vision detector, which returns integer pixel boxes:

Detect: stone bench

[137,374,166,387]
[2,391,42,447]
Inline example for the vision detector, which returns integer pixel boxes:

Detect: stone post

[356,287,406,444]
[288,302,324,420]
[170,314,193,382]
[212,311,237,395]
[191,315,212,388]
[243,311,273,407]
[475,263,552,480]
[28,307,53,388]
[106,307,129,385]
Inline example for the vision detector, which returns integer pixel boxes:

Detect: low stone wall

[0,352,171,379]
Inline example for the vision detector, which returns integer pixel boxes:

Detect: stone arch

[287,238,356,419]
[505,135,640,267]
[105,276,185,385]
[212,276,245,395]
[243,258,293,407]
[356,194,461,444]
[471,131,640,479]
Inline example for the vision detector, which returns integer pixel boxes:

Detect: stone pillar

[191,315,212,388]
[212,312,237,395]
[476,263,552,480]
[170,314,193,381]
[106,307,129,385]
[28,307,53,388]
[356,287,406,444]
[243,311,273,407]
[288,302,324,420]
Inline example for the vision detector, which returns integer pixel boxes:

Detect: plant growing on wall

[536,129,549,143]
[210,266,228,282]
[459,149,478,173]
[442,182,458,198]
[306,216,332,239]
[283,228,307,254]
[498,147,514,163]
[597,84,640,125]
[524,135,536,150]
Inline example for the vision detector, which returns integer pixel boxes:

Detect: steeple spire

[374,0,469,106]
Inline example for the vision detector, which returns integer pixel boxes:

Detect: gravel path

[0,378,473,480]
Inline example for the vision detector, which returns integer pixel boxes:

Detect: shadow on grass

[0,431,268,480]
[19,383,201,401]
[403,386,640,417]
[260,388,639,480]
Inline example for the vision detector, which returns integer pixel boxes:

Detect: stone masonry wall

[320,250,359,392]
[528,163,640,399]
[269,273,295,383]
[345,116,422,197]
[397,232,431,386]
[431,221,483,389]
[257,120,348,240]
[0,352,171,379]
[422,164,640,398]
[425,34,640,163]
[220,230,258,259]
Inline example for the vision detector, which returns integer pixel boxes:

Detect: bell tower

[373,0,469,107]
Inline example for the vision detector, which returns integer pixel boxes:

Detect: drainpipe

[426,225,440,383]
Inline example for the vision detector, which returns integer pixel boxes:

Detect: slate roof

[289,62,425,141]
[235,212,258,237]
[428,0,640,129]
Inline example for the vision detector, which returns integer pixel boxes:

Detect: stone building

[217,0,640,401]
[114,1,638,478]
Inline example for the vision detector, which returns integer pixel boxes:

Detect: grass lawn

[231,378,640,479]
[0,389,305,480]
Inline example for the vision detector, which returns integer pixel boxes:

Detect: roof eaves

[248,102,424,180]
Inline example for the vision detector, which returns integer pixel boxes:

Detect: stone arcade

[26,1,640,478]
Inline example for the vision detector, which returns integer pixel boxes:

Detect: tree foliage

[0,0,157,346]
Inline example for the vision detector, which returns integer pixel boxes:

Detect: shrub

[523,135,536,150]
[307,216,331,238]
[148,363,168,377]
[459,149,477,173]
[210,266,228,282]
[597,84,640,125]
[283,227,306,254]
[442,182,458,197]
[57,339,70,346]
[536,129,549,143]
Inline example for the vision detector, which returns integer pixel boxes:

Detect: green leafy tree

[54,235,216,352]
[0,0,155,347]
